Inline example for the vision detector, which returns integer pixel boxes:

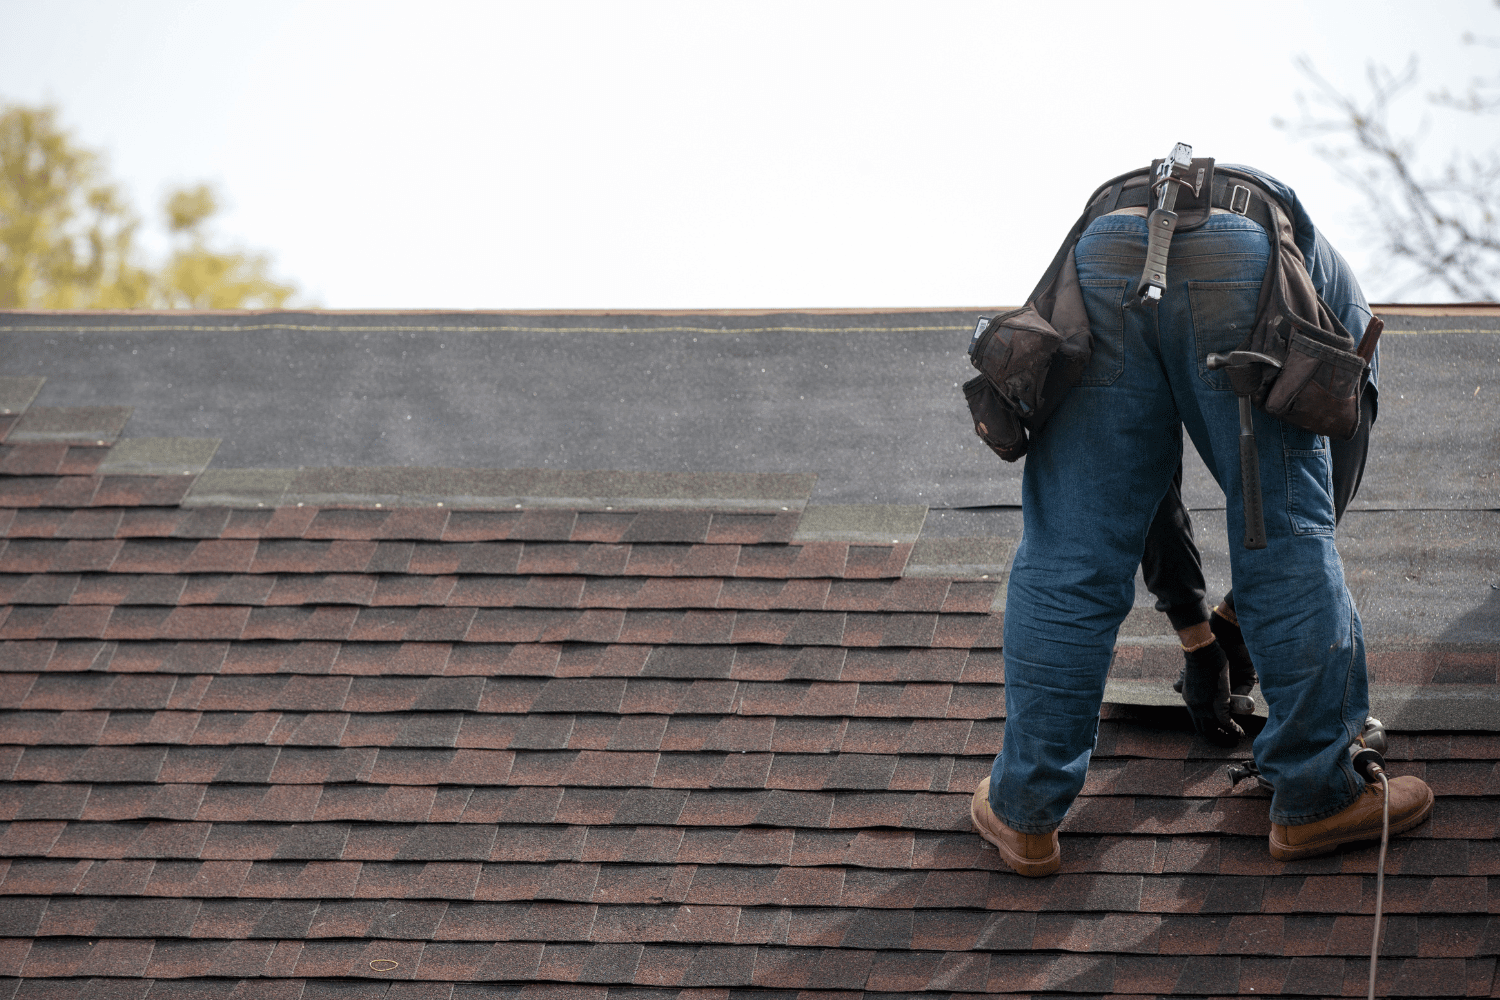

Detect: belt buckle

[1229,185,1251,215]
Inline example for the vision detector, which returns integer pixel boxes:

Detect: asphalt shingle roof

[2,306,1499,1000]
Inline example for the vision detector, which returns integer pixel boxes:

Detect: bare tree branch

[1277,30,1500,302]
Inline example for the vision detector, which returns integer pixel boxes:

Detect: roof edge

[5,302,1496,317]
[1,306,1000,318]
[1369,302,1500,316]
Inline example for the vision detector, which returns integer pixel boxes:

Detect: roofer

[962,147,1434,875]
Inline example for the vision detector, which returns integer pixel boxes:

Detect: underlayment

[7,309,1495,510]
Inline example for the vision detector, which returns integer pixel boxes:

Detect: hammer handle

[1238,397,1267,550]
[1136,208,1178,300]
[1357,315,1383,363]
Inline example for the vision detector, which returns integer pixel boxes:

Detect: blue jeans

[989,212,1369,831]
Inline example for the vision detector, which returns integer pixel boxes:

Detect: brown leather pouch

[1261,331,1369,440]
[968,305,1067,424]
[963,375,1027,462]
[1236,186,1376,441]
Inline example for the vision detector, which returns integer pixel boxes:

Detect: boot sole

[970,792,1060,877]
[1268,790,1434,861]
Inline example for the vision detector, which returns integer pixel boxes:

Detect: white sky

[2,0,1495,308]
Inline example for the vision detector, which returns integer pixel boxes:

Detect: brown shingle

[4,416,1498,997]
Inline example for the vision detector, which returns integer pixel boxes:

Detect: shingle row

[6,902,1500,956]
[0,607,999,649]
[0,539,912,581]
[0,981,837,1000]
[0,711,1013,757]
[8,888,1500,944]
[5,850,1499,904]
[0,795,1490,855]
[10,706,1497,767]
[0,446,108,478]
[0,477,194,510]
[4,750,1490,800]
[7,785,1487,838]
[0,502,802,545]
[4,747,996,790]
[3,938,1495,993]
[9,637,1492,688]
[1,784,981,830]
[4,642,1013,684]
[0,574,998,615]
[2,674,1011,719]
[2,830,1490,880]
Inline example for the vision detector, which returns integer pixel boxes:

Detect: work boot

[1210,605,1258,714]
[1268,775,1434,861]
[970,776,1060,876]
[1174,639,1244,748]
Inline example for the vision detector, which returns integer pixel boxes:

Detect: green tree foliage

[157,183,296,309]
[0,102,297,309]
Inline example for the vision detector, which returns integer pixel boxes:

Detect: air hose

[1229,719,1392,999]
[1367,769,1390,1000]
[1348,729,1391,1000]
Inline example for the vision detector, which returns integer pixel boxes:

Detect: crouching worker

[963,148,1432,876]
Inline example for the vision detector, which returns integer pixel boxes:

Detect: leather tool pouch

[1233,178,1371,441]
[963,247,1093,458]
[1261,332,1368,440]
[963,374,1027,461]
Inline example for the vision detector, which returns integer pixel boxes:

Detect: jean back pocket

[1188,280,1262,391]
[1078,279,1127,386]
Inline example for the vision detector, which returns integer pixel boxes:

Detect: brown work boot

[971,776,1060,876]
[1268,775,1434,861]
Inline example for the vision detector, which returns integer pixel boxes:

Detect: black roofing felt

[3,309,1498,511]
[1,308,1498,999]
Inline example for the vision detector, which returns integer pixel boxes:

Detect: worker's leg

[1211,388,1374,702]
[989,215,1182,834]
[1164,215,1369,825]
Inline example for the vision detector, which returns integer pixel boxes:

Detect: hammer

[1206,351,1281,550]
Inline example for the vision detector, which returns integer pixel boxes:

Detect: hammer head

[1205,350,1282,371]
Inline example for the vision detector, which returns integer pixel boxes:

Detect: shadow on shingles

[1435,584,1500,645]
[1100,703,1269,740]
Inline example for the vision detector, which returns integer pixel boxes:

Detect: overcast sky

[2,0,1494,309]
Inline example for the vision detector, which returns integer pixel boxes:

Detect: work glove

[1211,608,1258,714]
[1175,640,1244,748]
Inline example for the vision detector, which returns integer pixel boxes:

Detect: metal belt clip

[1228,184,1251,215]
[1135,142,1194,304]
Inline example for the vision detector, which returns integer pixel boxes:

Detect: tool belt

[964,160,1378,461]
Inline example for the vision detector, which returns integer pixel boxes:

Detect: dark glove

[1177,640,1244,748]
[1211,607,1258,715]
